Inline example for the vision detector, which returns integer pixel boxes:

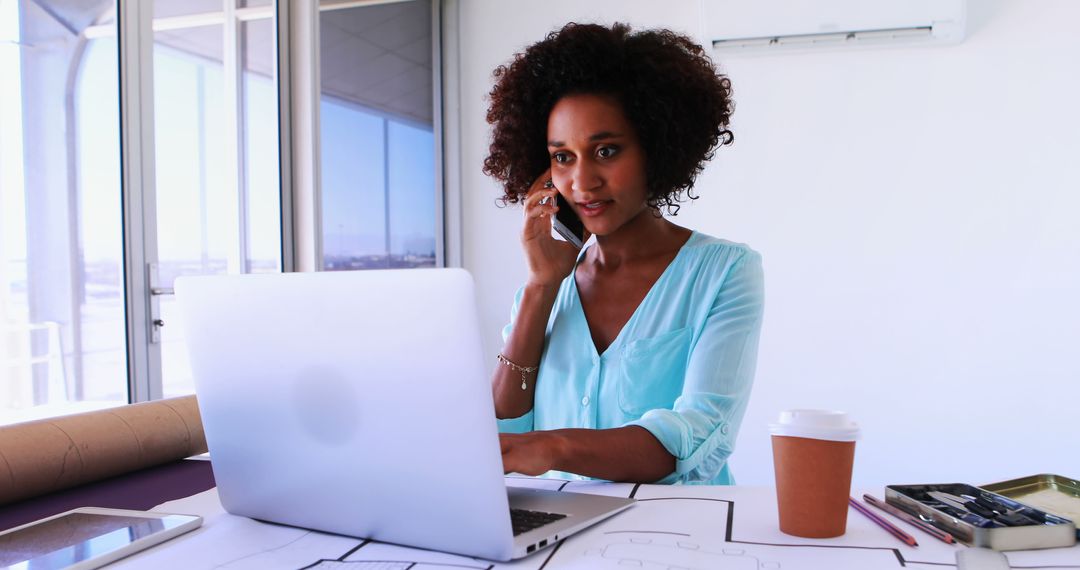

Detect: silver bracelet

[497,353,538,390]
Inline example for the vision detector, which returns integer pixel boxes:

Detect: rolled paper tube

[0,396,207,505]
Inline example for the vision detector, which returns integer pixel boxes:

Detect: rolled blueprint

[0,396,207,505]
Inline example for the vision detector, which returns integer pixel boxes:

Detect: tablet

[0,507,202,570]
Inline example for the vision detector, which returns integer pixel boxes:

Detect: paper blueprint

[110,477,1080,570]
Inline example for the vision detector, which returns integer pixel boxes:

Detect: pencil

[862,494,955,544]
[849,496,919,547]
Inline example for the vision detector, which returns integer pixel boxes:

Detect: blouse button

[581,395,590,406]
[720,423,730,435]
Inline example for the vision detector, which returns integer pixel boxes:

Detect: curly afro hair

[483,22,734,213]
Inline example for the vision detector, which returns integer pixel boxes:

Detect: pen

[863,494,955,544]
[849,497,919,547]
[927,491,1000,528]
[961,494,1044,526]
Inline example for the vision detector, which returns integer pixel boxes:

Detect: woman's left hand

[499,432,561,476]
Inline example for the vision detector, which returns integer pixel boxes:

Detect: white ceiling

[319,1,433,125]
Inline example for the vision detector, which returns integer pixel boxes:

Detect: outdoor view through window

[1,0,128,424]
[320,0,436,270]
[0,0,438,424]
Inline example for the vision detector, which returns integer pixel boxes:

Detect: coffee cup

[769,409,860,538]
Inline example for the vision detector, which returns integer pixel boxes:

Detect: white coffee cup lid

[768,409,860,442]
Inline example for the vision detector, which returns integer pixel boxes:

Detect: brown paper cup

[772,434,856,538]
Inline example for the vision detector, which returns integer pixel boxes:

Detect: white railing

[1,320,69,409]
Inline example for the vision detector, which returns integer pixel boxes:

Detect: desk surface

[5,464,1079,569]
[116,475,1080,570]
[0,459,215,533]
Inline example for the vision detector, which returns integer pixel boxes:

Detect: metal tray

[886,483,1076,551]
[983,474,1080,539]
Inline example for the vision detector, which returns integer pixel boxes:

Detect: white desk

[112,477,1080,569]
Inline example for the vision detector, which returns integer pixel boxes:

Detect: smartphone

[0,507,203,570]
[552,193,586,249]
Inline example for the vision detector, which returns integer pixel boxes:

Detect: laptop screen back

[176,268,514,560]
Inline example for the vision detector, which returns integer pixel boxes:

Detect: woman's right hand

[521,169,580,288]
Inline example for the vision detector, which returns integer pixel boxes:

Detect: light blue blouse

[497,231,764,485]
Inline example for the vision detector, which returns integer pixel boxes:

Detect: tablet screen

[0,512,194,569]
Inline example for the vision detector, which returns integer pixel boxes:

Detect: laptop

[175,268,634,561]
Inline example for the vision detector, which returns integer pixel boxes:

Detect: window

[0,0,444,424]
[150,0,283,397]
[1,1,126,424]
[319,0,437,270]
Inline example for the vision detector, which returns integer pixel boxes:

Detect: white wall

[457,0,1080,486]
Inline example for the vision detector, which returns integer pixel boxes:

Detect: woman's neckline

[572,230,698,358]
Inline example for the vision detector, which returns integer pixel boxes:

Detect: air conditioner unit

[706,0,967,54]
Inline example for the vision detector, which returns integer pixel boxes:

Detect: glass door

[139,0,282,397]
[1,0,128,424]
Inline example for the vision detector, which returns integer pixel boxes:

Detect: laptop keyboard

[510,508,567,536]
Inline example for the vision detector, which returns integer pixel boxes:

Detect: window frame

[112,0,451,403]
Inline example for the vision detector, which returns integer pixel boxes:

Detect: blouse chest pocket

[617,326,692,417]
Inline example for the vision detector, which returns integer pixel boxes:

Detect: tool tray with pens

[886,482,1076,550]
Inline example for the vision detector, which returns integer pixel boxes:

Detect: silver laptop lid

[176,268,515,560]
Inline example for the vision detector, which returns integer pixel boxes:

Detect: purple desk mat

[0,459,216,533]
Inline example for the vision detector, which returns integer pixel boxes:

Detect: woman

[484,22,764,485]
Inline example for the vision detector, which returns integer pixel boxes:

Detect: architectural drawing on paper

[139,483,1080,570]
